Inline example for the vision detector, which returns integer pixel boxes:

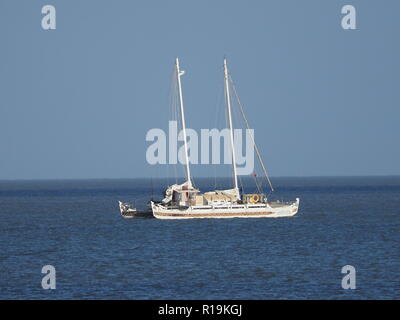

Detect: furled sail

[204,188,240,202]
[162,180,193,204]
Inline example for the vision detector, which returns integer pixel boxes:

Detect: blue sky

[0,0,399,179]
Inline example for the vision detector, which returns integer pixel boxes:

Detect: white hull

[118,201,137,218]
[151,198,299,219]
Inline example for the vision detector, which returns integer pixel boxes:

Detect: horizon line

[1,174,400,182]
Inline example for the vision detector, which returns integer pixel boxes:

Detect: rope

[223,79,236,190]
[212,81,224,190]
[229,75,274,193]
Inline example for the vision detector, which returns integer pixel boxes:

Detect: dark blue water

[0,177,399,299]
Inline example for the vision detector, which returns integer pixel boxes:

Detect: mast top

[176,57,185,74]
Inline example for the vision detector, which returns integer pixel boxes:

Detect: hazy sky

[0,0,399,179]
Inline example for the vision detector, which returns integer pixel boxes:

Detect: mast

[224,59,240,200]
[175,57,192,188]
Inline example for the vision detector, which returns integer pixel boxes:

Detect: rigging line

[172,67,179,185]
[177,113,186,184]
[253,173,262,194]
[167,67,177,187]
[229,76,266,194]
[232,95,264,194]
[213,80,224,190]
[167,67,175,186]
[229,79,259,195]
[172,68,178,181]
[238,173,245,196]
[229,87,252,195]
[229,75,274,193]
[230,88,247,193]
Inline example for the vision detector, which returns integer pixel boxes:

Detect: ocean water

[0,177,399,300]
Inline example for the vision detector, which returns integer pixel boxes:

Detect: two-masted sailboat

[139,57,300,219]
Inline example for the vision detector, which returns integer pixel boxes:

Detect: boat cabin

[171,188,199,206]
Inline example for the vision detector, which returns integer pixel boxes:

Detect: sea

[0,176,399,299]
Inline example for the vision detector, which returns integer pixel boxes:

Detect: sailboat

[148,58,300,219]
